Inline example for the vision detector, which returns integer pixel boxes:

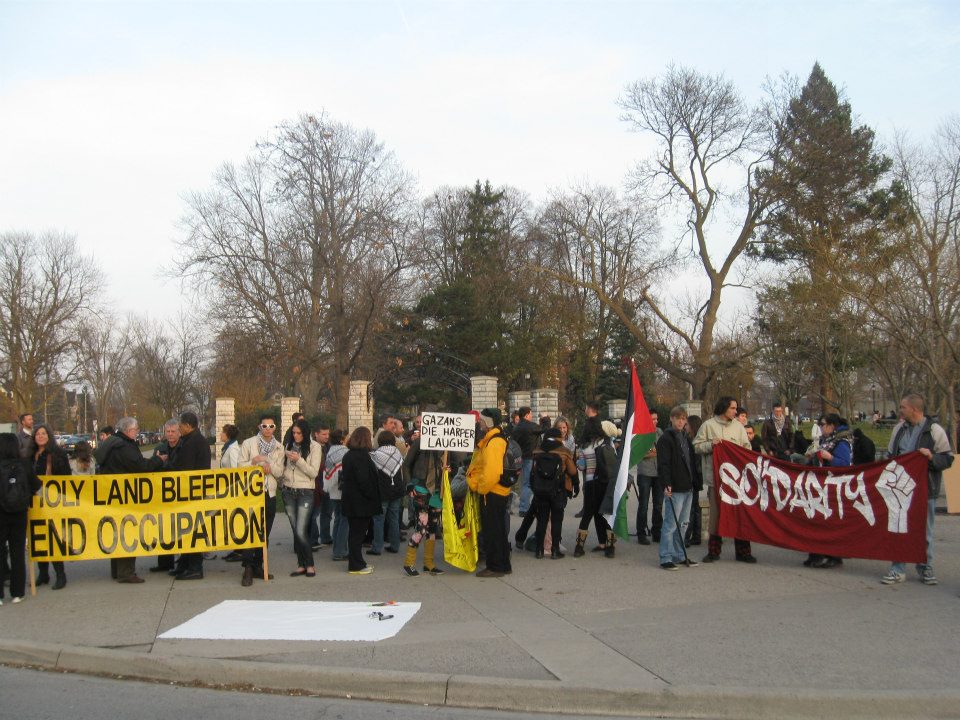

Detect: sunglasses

[260,423,275,430]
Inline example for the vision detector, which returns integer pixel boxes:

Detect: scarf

[773,415,786,435]
[371,445,403,478]
[258,433,278,457]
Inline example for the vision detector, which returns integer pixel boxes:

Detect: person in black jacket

[0,433,41,604]
[29,424,72,589]
[340,426,382,574]
[94,417,166,583]
[656,407,702,570]
[512,406,542,516]
[169,412,211,580]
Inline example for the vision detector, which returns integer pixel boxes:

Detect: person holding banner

[693,396,756,564]
[803,413,852,569]
[30,424,71,590]
[93,417,166,583]
[880,393,954,586]
[370,430,404,559]
[0,433,41,605]
[168,412,211,580]
[281,418,322,578]
[239,414,285,587]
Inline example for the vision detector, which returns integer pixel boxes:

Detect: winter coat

[692,416,750,486]
[466,427,510,497]
[281,442,323,491]
[656,427,702,494]
[94,433,165,474]
[888,416,954,498]
[238,435,286,498]
[172,428,211,472]
[340,448,383,518]
[220,439,241,469]
[324,444,347,501]
[760,416,795,459]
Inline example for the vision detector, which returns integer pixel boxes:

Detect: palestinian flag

[603,360,657,539]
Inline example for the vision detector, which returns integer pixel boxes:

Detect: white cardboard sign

[420,412,476,451]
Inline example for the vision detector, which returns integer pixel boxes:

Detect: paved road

[0,666,688,720]
[4,493,960,718]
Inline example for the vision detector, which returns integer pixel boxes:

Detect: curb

[3,639,960,719]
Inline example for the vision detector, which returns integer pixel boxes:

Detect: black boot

[52,563,67,590]
[36,563,50,586]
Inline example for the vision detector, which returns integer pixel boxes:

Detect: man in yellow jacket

[467,408,511,577]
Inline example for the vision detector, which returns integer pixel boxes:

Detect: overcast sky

[1,0,958,318]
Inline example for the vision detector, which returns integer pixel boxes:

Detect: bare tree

[127,317,208,422]
[536,184,663,401]
[848,120,960,436]
[76,315,133,427]
[179,113,417,427]
[549,66,776,401]
[0,231,97,414]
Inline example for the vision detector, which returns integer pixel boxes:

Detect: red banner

[714,442,929,563]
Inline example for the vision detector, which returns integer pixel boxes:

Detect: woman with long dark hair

[0,433,41,605]
[281,418,322,577]
[30,424,70,589]
[339,427,382,575]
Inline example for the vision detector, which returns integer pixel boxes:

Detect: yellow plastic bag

[442,468,479,573]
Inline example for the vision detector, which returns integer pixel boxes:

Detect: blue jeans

[331,499,349,560]
[890,497,936,574]
[519,458,534,514]
[282,487,315,569]
[308,493,333,546]
[372,497,402,553]
[659,492,693,564]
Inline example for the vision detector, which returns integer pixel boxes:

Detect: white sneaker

[920,567,938,586]
[881,570,906,585]
[11,596,23,604]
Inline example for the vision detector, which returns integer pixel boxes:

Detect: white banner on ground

[158,600,421,642]
[420,412,475,451]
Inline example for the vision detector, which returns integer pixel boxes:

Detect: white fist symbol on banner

[875,461,916,534]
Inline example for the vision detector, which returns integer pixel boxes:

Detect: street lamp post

[871,383,876,414]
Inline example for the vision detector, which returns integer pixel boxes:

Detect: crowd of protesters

[0,391,953,604]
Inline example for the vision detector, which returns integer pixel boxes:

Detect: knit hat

[480,407,501,429]
[540,427,563,450]
[601,420,621,438]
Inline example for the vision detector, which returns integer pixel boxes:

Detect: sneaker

[402,565,420,577]
[683,558,700,567]
[11,596,23,604]
[423,566,445,575]
[637,535,651,545]
[735,555,758,564]
[881,570,906,585]
[311,544,322,551]
[921,567,938,586]
[349,566,374,575]
[702,553,720,563]
[660,562,680,571]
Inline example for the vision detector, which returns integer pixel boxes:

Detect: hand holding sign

[876,460,917,534]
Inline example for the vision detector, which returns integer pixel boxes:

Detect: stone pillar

[279,396,301,446]
[530,388,559,423]
[681,401,704,421]
[607,399,626,421]
[348,381,373,433]
[213,397,235,467]
[470,375,498,412]
[508,391,531,416]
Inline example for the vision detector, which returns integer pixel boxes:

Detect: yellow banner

[28,466,267,562]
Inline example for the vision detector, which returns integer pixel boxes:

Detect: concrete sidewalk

[3,501,960,718]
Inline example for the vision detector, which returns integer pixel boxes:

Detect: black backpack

[0,459,33,513]
[377,467,405,502]
[531,453,564,497]
[594,441,617,483]
[496,435,524,488]
[852,432,876,465]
